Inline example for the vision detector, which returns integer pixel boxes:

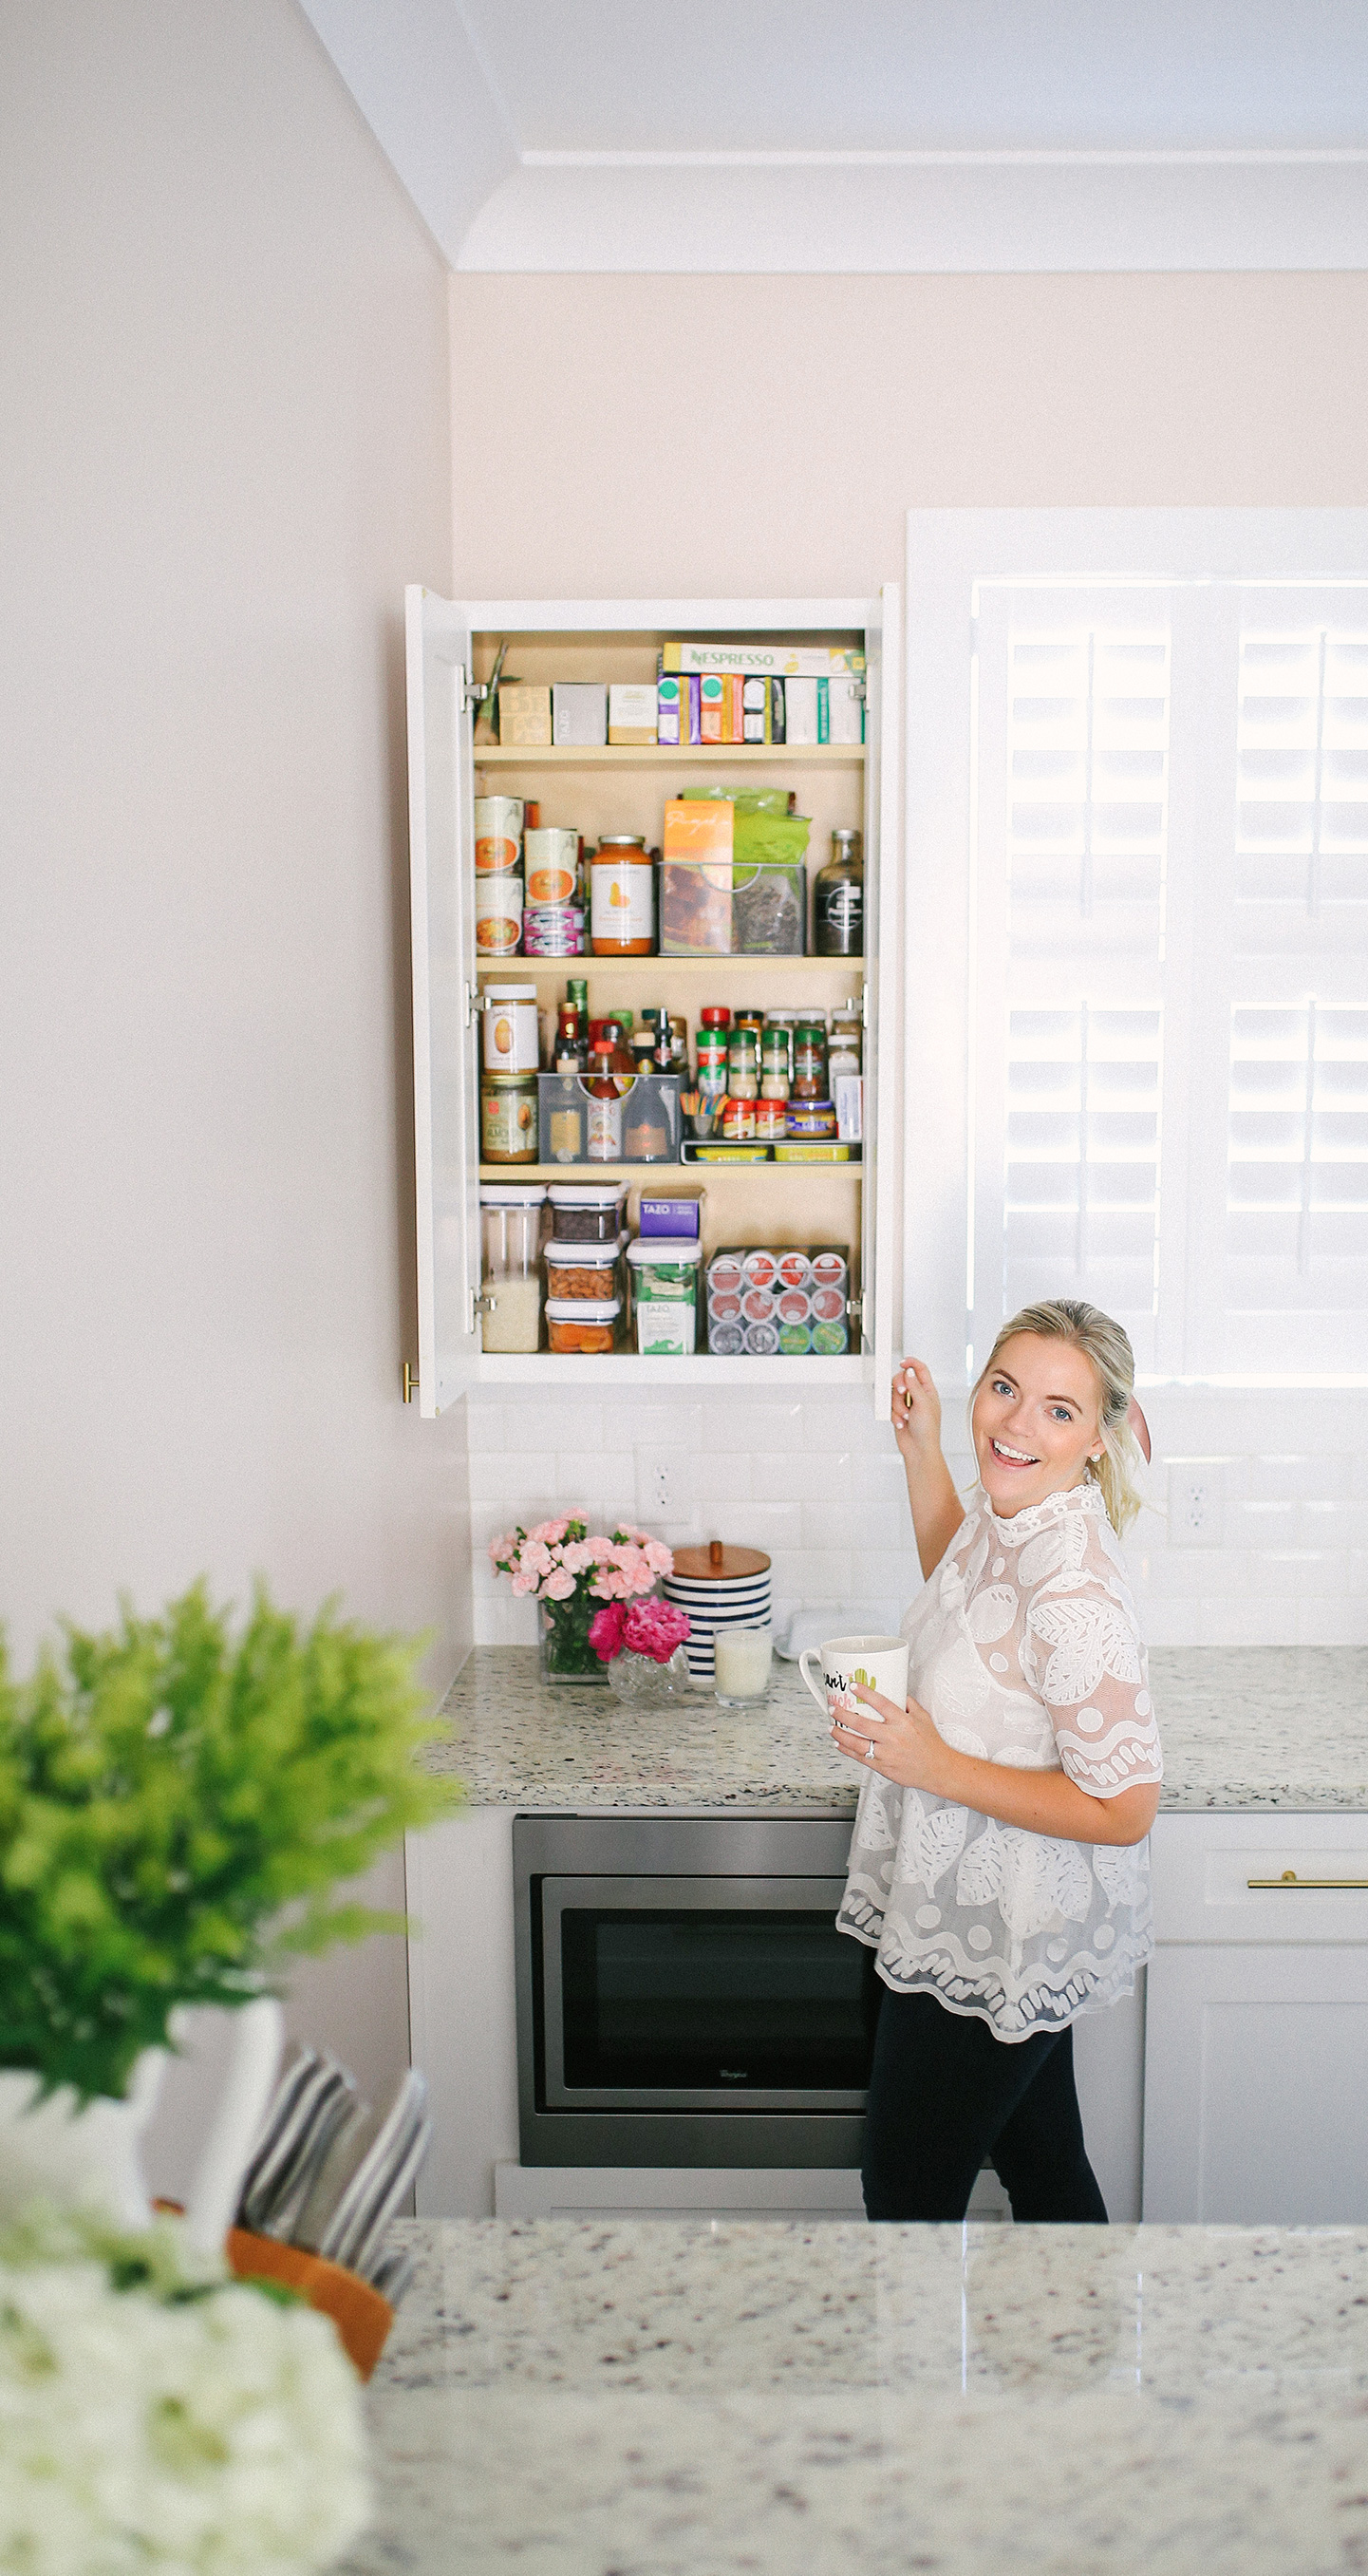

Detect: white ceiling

[297,0,1368,271]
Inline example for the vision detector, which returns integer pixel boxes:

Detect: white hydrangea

[0,2213,370,2575]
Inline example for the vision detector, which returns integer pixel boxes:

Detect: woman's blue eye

[991,1380,1012,1396]
[1052,1406,1074,1420]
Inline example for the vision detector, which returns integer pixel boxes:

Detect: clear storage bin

[478,1184,546,1352]
[545,1238,624,1301]
[660,859,807,956]
[538,1072,682,1165]
[626,1238,702,1356]
[546,1181,628,1241]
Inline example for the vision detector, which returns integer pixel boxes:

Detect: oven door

[539,1874,878,2113]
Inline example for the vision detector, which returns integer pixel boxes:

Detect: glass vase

[604,1645,692,1706]
[537,1602,608,1686]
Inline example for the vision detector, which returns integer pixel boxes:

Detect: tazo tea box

[497,684,553,746]
[552,682,608,747]
[609,682,659,745]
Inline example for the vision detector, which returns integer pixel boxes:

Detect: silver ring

[865,1738,875,1762]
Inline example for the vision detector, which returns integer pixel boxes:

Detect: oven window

[559,1908,879,2091]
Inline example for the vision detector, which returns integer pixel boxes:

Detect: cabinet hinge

[462,979,482,1032]
[860,985,870,1033]
[458,665,488,717]
[847,1293,865,1328]
[467,1286,496,1336]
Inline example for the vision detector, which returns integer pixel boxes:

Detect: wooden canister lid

[668,1539,771,1582]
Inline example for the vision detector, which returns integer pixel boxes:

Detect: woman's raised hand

[890,1356,942,1470]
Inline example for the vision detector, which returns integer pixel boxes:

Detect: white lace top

[837,1478,1163,2040]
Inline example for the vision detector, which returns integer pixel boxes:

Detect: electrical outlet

[634,1450,693,1522]
[1168,1463,1226,1550]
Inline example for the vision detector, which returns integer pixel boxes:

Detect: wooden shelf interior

[472,628,866,953]
[481,1159,860,1269]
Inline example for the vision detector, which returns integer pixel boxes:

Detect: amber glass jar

[590,835,655,955]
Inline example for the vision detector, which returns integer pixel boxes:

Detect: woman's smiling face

[970,1332,1104,1517]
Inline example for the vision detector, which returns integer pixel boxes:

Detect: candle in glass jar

[713,1626,773,1702]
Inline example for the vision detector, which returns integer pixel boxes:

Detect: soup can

[523,827,580,908]
[476,870,524,956]
[474,797,524,874]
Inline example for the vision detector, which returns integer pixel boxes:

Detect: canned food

[480,1070,537,1163]
[474,797,524,874]
[476,870,524,956]
[522,904,585,957]
[523,827,580,907]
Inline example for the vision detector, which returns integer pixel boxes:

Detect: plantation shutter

[970,589,1177,1375]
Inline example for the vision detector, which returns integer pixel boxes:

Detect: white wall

[0,0,469,2107]
[453,272,1368,1648]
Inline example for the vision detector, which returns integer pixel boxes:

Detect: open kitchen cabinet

[404,592,900,1412]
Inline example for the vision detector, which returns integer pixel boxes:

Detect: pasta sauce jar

[590,836,654,955]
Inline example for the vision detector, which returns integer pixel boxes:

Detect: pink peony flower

[521,1541,553,1578]
[559,1539,594,1576]
[510,1569,540,1596]
[622,1598,691,1663]
[643,1539,674,1577]
[589,1601,627,1661]
[526,1516,571,1547]
[588,1533,616,1563]
[541,1568,577,1601]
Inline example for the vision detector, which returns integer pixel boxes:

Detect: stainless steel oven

[514,1814,874,2167]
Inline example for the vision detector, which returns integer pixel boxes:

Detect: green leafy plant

[0,1583,459,2102]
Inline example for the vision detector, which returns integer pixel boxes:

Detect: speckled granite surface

[343,2216,1368,2574]
[430,1644,1368,1812]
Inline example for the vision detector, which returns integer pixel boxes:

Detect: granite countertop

[344,2215,1368,2574]
[430,1644,1368,1813]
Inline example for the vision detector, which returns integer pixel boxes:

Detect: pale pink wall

[451,271,1368,594]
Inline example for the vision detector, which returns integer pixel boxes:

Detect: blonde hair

[974,1298,1144,1536]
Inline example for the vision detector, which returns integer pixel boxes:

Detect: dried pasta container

[546,1180,628,1241]
[545,1237,624,1301]
[478,1184,547,1353]
[546,1296,620,1354]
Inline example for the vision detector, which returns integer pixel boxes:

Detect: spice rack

[404,592,899,1409]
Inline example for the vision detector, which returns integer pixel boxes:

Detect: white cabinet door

[1143,1942,1368,2223]
[404,586,481,1415]
[866,581,900,1405]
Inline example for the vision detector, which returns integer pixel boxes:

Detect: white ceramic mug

[799,1632,909,1721]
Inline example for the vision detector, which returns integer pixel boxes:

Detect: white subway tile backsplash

[466,1383,1368,1646]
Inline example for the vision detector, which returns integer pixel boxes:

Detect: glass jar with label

[727,1026,759,1099]
[590,835,655,955]
[480,1070,538,1163]
[815,828,864,957]
[793,1017,829,1100]
[480,983,540,1074]
[585,1045,625,1161]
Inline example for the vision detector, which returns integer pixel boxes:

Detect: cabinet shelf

[475,954,866,979]
[476,1352,870,1384]
[478,1162,862,1183]
[474,743,864,771]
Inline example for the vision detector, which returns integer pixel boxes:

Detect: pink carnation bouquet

[489,1517,682,1682]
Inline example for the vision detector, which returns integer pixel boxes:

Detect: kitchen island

[344,2213,1368,2574]
[428,1642,1368,1811]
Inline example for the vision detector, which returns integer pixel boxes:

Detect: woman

[834,1297,1162,2223]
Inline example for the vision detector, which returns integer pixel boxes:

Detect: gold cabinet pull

[1246,1869,1368,1890]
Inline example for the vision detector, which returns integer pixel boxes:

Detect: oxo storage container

[544,1237,624,1302]
[626,1238,702,1356]
[546,1181,628,1242]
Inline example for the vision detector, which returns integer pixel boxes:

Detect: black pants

[861,1987,1108,2223]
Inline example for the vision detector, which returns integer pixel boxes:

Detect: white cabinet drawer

[1151,1812,1368,1945]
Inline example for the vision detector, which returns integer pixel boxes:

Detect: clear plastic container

[546,1296,620,1354]
[546,1180,628,1241]
[478,1184,546,1351]
[627,1237,702,1356]
[545,1238,624,1300]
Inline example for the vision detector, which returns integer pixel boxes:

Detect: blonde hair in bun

[976,1298,1144,1536]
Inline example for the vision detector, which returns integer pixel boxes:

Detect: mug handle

[798,1647,830,1713]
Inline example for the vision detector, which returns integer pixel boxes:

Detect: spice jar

[785,1097,837,1138]
[753,1099,785,1142]
[590,835,654,955]
[720,1095,757,1141]
[727,1026,759,1099]
[480,1069,538,1163]
[700,1006,731,1032]
[793,1017,829,1100]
